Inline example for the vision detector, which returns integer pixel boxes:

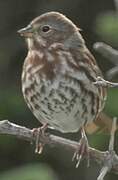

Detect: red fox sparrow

[18,12,107,166]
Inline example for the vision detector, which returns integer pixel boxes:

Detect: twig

[109,117,117,151]
[93,42,118,79]
[97,166,110,180]
[93,76,118,88]
[97,118,118,180]
[0,120,118,175]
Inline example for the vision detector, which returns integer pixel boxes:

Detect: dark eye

[42,25,50,32]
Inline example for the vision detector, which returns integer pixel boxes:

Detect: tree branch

[0,120,118,177]
[93,42,118,80]
[97,117,118,180]
[114,0,118,12]
[93,42,118,64]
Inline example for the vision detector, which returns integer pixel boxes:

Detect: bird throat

[26,37,46,51]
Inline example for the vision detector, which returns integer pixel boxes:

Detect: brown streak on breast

[24,50,56,80]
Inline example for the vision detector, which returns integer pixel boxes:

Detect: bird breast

[22,49,105,133]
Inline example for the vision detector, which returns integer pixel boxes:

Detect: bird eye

[42,25,50,32]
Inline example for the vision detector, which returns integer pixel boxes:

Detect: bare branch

[106,67,118,80]
[93,42,118,65]
[0,120,118,175]
[93,42,118,79]
[114,0,118,12]
[109,117,117,151]
[93,76,118,88]
[97,166,110,180]
[93,42,118,64]
[97,118,118,180]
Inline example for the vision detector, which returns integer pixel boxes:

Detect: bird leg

[72,127,90,168]
[32,123,48,154]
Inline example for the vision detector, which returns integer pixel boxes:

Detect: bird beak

[18,25,33,37]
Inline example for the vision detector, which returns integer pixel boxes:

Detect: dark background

[0,0,118,179]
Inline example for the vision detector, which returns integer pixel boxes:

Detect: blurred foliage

[0,164,57,180]
[95,12,118,46]
[0,0,118,180]
[105,89,118,116]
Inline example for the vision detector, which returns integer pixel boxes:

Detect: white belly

[22,70,100,133]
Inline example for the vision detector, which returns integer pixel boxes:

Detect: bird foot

[72,128,90,168]
[32,123,48,154]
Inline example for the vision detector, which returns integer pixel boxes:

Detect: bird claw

[72,151,82,168]
[32,123,48,154]
[35,142,44,154]
[72,128,90,168]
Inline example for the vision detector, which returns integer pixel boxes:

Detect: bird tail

[85,112,118,134]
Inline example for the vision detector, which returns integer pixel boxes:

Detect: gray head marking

[31,12,77,32]
[19,11,85,49]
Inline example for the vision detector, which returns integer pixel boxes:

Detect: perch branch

[0,120,118,175]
